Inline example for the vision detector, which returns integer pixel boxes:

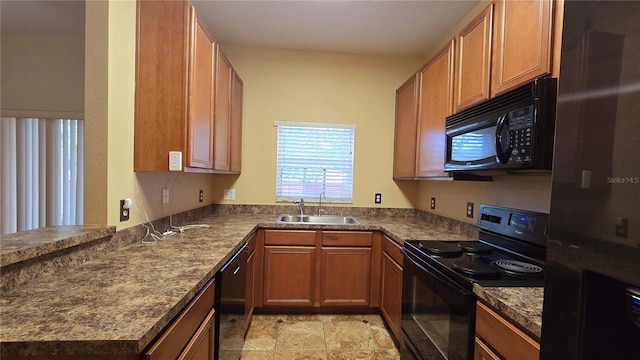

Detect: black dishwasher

[215,242,248,360]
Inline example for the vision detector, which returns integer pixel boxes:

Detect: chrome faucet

[293,198,305,216]
[318,192,325,216]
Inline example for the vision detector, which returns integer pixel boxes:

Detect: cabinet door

[245,246,255,332]
[319,247,372,306]
[455,5,493,111]
[474,337,501,360]
[230,70,243,174]
[380,252,402,342]
[187,7,215,169]
[491,0,553,96]
[263,246,315,306]
[178,309,215,360]
[214,48,233,171]
[393,74,419,179]
[416,40,455,178]
[134,1,189,172]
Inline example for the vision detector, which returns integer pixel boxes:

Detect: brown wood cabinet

[491,0,554,96]
[415,40,455,178]
[134,1,242,173]
[379,236,403,343]
[230,69,243,174]
[144,278,215,360]
[455,4,493,111]
[214,48,232,172]
[392,75,419,179]
[319,231,373,307]
[259,230,377,308]
[475,301,540,360]
[393,40,454,179]
[244,234,256,332]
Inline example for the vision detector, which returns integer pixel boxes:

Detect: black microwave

[444,77,557,173]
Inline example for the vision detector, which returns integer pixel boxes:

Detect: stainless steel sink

[276,214,359,225]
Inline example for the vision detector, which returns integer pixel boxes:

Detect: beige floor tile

[368,322,396,350]
[240,349,275,360]
[276,321,326,350]
[324,321,377,351]
[328,349,400,360]
[243,320,279,350]
[274,350,328,360]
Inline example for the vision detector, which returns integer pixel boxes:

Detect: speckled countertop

[0,213,544,356]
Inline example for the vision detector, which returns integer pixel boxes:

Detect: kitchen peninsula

[0,206,543,358]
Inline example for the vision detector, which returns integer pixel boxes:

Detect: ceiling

[1,0,481,57]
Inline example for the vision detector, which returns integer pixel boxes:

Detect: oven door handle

[404,249,474,297]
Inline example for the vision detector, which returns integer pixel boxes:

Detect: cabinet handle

[233,266,241,275]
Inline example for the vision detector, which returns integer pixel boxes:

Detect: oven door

[401,249,475,360]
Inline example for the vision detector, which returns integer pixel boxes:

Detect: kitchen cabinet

[262,230,316,306]
[393,40,454,179]
[491,0,554,96]
[259,230,378,308]
[244,233,256,332]
[213,48,232,172]
[319,231,373,306]
[230,69,243,173]
[454,4,493,111]
[392,74,419,179]
[415,40,455,178]
[144,278,215,360]
[475,301,539,360]
[134,1,242,173]
[379,235,403,343]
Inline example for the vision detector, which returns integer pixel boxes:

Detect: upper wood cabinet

[491,0,554,96]
[393,40,454,180]
[230,70,244,174]
[187,9,215,170]
[415,40,455,178]
[454,4,493,112]
[134,1,242,173]
[214,48,232,172]
[392,75,419,179]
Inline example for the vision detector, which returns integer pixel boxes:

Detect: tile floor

[221,313,401,360]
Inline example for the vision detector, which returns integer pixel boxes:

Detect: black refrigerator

[541,1,640,359]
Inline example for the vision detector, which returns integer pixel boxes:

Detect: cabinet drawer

[264,230,316,246]
[382,235,403,265]
[144,278,215,360]
[475,301,539,360]
[322,231,372,246]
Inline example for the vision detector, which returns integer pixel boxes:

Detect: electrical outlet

[616,217,628,238]
[199,190,204,203]
[120,199,130,221]
[466,202,474,218]
[162,188,169,204]
[431,197,436,210]
[374,193,382,204]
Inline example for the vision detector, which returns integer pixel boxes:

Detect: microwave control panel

[507,105,534,163]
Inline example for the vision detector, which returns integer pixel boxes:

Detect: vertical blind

[1,117,84,234]
[275,121,355,203]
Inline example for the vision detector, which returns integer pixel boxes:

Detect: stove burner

[457,241,493,255]
[493,260,543,276]
[419,241,463,257]
[452,260,501,278]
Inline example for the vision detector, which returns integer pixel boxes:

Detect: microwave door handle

[495,114,510,164]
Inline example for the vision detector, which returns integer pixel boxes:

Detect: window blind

[1,117,84,234]
[275,122,355,203]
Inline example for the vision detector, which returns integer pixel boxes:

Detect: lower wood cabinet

[259,229,376,308]
[380,235,403,343]
[263,245,316,306]
[320,247,372,306]
[144,278,215,360]
[475,301,540,360]
[244,233,256,332]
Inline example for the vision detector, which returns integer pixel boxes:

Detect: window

[275,121,355,203]
[1,117,84,234]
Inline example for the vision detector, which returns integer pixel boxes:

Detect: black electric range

[403,204,549,291]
